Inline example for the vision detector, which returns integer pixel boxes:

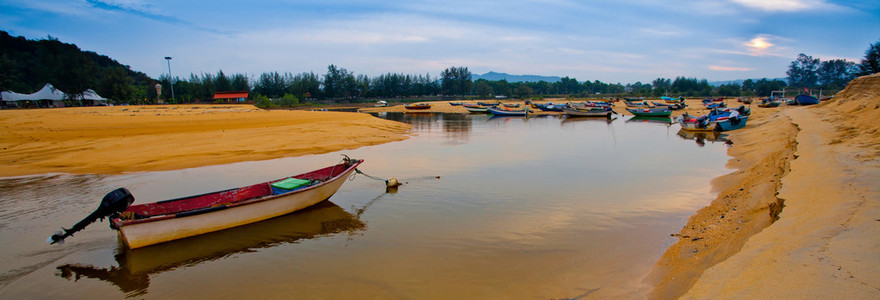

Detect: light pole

[164,56,174,101]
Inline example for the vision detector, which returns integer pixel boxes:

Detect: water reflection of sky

[0,112,732,299]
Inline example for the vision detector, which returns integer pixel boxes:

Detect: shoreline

[648,73,880,298]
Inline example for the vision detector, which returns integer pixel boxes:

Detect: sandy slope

[0,105,411,176]
[649,73,880,299]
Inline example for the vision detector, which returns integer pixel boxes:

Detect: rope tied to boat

[353,168,401,189]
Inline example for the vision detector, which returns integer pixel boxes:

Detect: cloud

[727,0,838,12]
[709,65,753,71]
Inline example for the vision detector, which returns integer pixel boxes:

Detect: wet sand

[2,74,878,298]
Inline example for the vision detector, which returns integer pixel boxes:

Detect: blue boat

[794,95,820,105]
[715,115,748,131]
[487,106,528,116]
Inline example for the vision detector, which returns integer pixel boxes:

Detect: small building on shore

[213,91,249,103]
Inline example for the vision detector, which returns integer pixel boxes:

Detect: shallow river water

[0,113,731,299]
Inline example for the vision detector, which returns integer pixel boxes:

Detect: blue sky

[1,0,877,83]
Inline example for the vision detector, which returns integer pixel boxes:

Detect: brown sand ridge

[648,73,880,298]
[0,105,411,176]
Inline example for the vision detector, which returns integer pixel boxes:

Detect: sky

[1,0,878,84]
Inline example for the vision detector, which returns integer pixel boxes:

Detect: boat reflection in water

[560,115,617,126]
[676,129,731,147]
[55,201,365,296]
[625,115,673,125]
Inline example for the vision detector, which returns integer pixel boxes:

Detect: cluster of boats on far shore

[399,92,827,132]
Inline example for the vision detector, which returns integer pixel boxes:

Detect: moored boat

[562,106,613,117]
[487,105,528,116]
[715,115,749,131]
[405,103,432,110]
[624,100,652,108]
[501,103,521,108]
[626,107,672,117]
[463,103,489,113]
[48,157,364,249]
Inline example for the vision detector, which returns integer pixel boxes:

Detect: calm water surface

[0,113,731,299]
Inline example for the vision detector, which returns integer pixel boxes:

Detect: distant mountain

[473,71,562,83]
[708,78,787,87]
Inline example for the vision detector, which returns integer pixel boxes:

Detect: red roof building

[213,91,249,102]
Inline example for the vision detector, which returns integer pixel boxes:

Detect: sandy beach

[0,105,411,176]
[1,74,878,298]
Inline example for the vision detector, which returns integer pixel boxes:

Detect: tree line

[2,30,878,107]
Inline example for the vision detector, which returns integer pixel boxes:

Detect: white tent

[1,83,108,107]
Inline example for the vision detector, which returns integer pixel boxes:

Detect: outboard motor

[47,188,135,245]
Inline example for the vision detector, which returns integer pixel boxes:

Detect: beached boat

[715,115,748,131]
[534,103,565,112]
[48,157,364,249]
[677,115,715,131]
[661,96,683,103]
[624,100,652,108]
[463,103,489,113]
[794,94,820,105]
[405,103,432,110]
[562,106,613,117]
[757,98,782,108]
[487,105,528,116]
[501,103,521,108]
[448,102,463,106]
[626,107,672,117]
[651,102,686,110]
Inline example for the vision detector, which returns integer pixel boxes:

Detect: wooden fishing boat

[501,103,521,108]
[794,94,820,105]
[48,157,365,249]
[115,158,362,249]
[534,103,565,112]
[562,106,612,117]
[677,116,715,131]
[463,103,489,113]
[626,107,671,117]
[487,105,528,116]
[448,102,463,106]
[624,100,652,108]
[651,102,686,110]
[661,96,683,103]
[757,98,782,108]
[405,103,432,110]
[715,115,748,131]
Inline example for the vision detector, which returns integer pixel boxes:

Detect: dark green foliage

[787,53,820,88]
[818,59,857,89]
[857,40,880,76]
[441,66,472,96]
[515,85,533,99]
[97,66,135,104]
[0,30,152,101]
